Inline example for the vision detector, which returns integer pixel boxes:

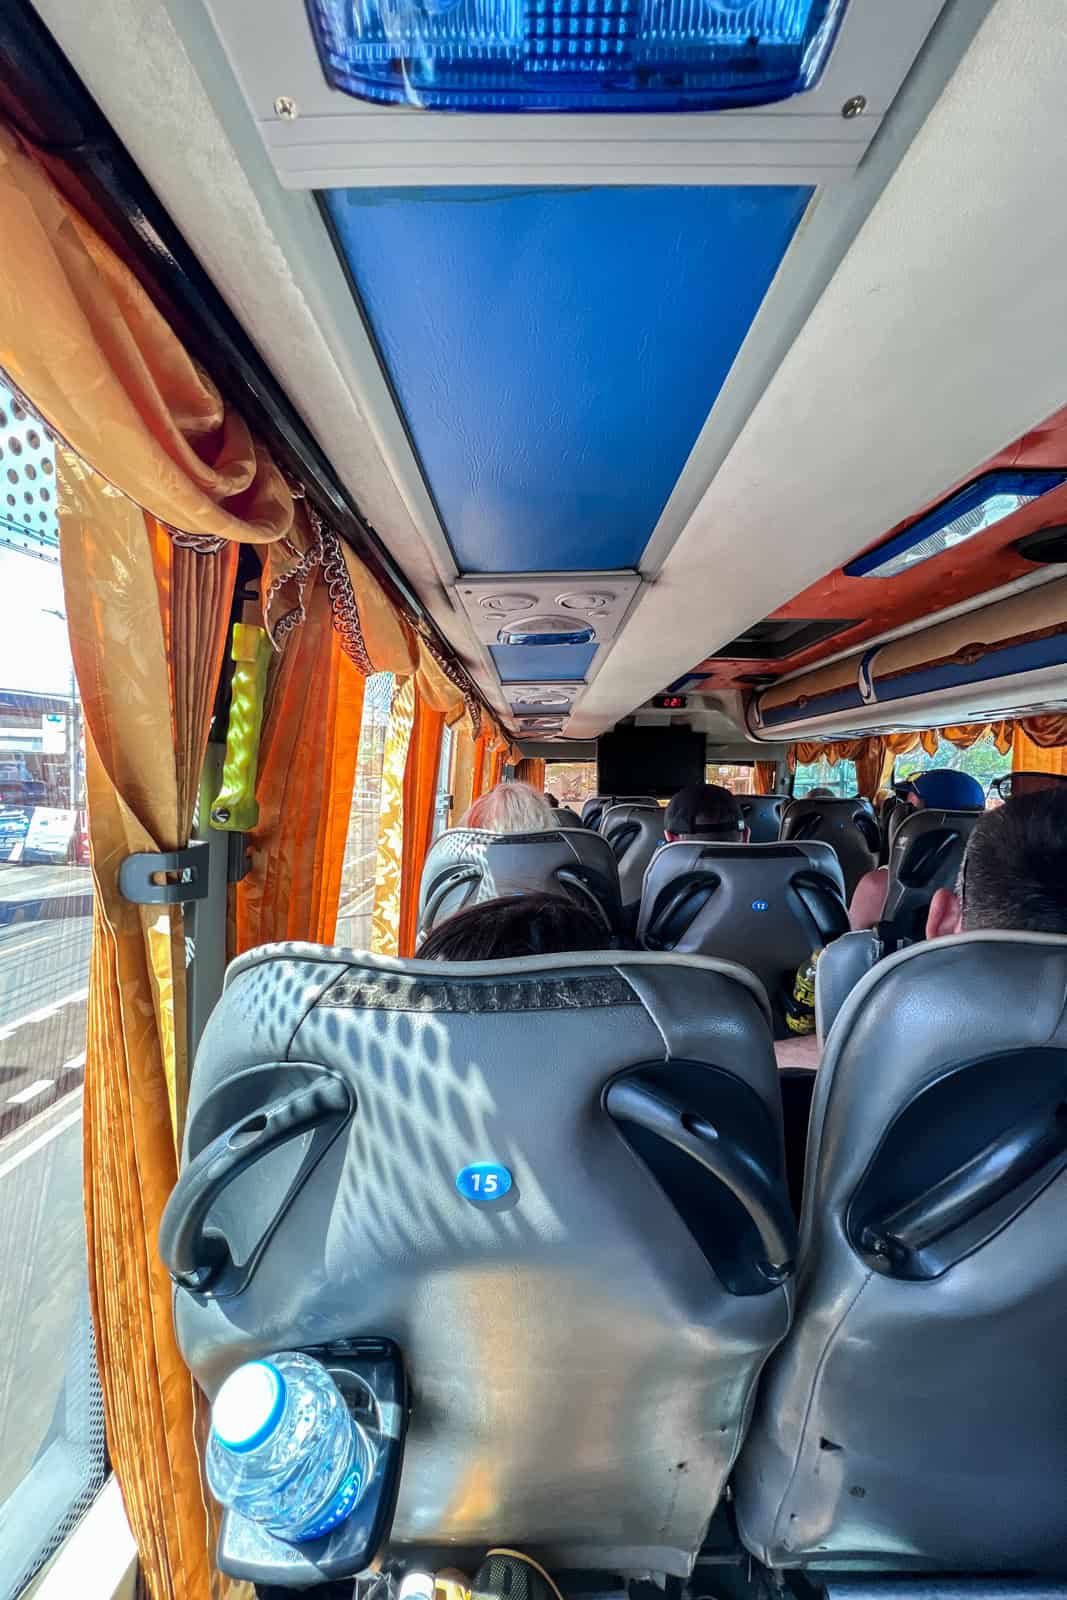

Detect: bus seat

[555,805,583,827]
[163,947,795,1576]
[417,826,624,941]
[734,933,1067,1573]
[780,798,880,900]
[600,802,664,926]
[580,794,658,831]
[880,807,983,947]
[638,842,848,1038]
[740,795,788,844]
[814,928,883,1044]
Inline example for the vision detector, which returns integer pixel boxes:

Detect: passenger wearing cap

[848,767,987,931]
[663,782,749,843]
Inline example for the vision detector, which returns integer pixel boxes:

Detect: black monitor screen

[597,726,705,798]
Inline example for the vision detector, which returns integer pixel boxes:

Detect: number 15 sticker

[456,1162,513,1203]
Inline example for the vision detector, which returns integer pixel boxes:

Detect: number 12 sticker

[456,1162,513,1203]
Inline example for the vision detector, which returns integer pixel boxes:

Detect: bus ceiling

[11,0,1067,745]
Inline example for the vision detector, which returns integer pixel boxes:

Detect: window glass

[792,757,858,799]
[546,760,598,807]
[336,672,394,950]
[705,762,755,793]
[432,720,454,840]
[0,375,105,1596]
[892,731,1010,808]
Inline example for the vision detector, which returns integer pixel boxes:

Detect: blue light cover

[844,469,1067,581]
[308,0,847,113]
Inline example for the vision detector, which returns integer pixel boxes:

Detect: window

[432,720,454,841]
[892,731,1010,808]
[706,762,756,794]
[0,376,105,1596]
[792,756,858,799]
[335,671,394,949]
[546,760,598,807]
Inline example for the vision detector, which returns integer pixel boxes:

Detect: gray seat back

[600,802,664,917]
[167,947,794,1575]
[780,797,880,899]
[418,826,623,940]
[555,806,582,827]
[740,794,787,844]
[581,794,658,831]
[638,841,848,1037]
[735,932,1067,1572]
[880,806,982,946]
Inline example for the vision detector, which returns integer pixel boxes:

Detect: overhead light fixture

[844,469,1067,581]
[497,616,596,647]
[307,0,848,113]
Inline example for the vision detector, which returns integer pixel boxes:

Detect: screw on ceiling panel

[841,95,866,119]
[274,96,299,120]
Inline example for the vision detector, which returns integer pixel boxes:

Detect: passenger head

[896,768,986,812]
[545,792,560,808]
[459,781,558,834]
[418,892,608,961]
[805,786,837,799]
[926,788,1067,938]
[664,782,747,844]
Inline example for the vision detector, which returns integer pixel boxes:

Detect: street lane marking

[0,1096,82,1179]
[0,986,89,1042]
[6,1078,54,1107]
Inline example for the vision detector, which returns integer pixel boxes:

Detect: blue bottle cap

[212,1361,286,1453]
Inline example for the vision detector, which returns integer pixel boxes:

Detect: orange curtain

[397,690,446,956]
[1016,714,1067,750]
[753,760,778,795]
[470,732,490,803]
[515,756,546,791]
[487,747,507,788]
[450,718,479,821]
[235,568,365,953]
[59,454,239,1600]
[1012,723,1067,775]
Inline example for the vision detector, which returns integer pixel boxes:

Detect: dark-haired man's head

[664,782,747,844]
[418,891,608,962]
[926,787,1067,939]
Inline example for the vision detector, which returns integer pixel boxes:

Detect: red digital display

[653,694,687,710]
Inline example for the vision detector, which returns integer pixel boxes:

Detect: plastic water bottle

[206,1352,376,1543]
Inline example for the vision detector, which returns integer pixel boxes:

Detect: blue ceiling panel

[324,185,811,575]
[490,643,598,682]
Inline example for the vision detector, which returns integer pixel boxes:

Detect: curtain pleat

[1016,714,1067,750]
[514,757,546,790]
[235,572,365,953]
[752,760,778,795]
[398,692,446,956]
[1012,724,1067,775]
[371,677,417,955]
[470,733,490,804]
[60,452,238,1600]
[450,720,478,822]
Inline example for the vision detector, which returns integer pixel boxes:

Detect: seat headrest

[881,806,983,944]
[642,838,846,898]
[738,794,787,844]
[814,928,883,1045]
[580,794,659,830]
[418,825,624,939]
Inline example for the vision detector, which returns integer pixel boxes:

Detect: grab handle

[605,1078,796,1282]
[160,1076,352,1293]
[858,1099,1067,1273]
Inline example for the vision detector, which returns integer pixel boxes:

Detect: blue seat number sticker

[752,899,770,912]
[456,1162,513,1202]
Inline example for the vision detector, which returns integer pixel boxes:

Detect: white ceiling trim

[570,0,1067,736]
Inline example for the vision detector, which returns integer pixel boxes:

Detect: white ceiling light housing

[196,0,945,189]
[455,571,642,647]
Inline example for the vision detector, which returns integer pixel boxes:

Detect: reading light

[308,0,848,113]
[845,469,1067,580]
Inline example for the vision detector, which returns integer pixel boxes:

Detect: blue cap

[907,769,986,811]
